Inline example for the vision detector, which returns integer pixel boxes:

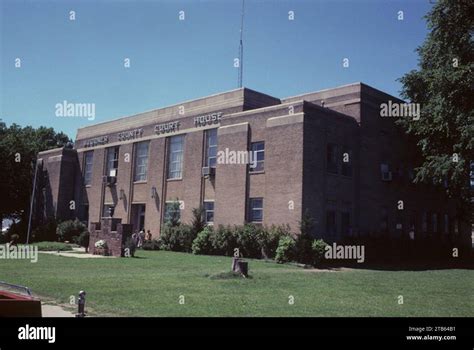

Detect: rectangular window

[250,141,265,172]
[102,204,114,218]
[168,135,185,179]
[134,141,149,182]
[205,129,218,168]
[204,201,214,224]
[83,151,94,185]
[106,146,119,177]
[422,212,428,233]
[326,210,337,235]
[341,211,351,236]
[164,202,181,224]
[432,213,438,233]
[444,214,449,234]
[341,147,352,177]
[326,143,338,174]
[249,198,263,222]
[380,207,388,232]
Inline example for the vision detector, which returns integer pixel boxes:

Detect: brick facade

[36,83,471,248]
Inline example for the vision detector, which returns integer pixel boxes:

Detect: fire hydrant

[76,290,86,317]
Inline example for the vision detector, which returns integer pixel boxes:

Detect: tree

[397,0,473,219]
[0,121,71,238]
[190,206,205,236]
[164,200,181,227]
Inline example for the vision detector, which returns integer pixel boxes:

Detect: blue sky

[0,0,432,139]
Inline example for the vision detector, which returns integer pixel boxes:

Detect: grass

[1,250,473,317]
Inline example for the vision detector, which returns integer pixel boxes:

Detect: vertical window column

[134,141,149,182]
[83,151,94,185]
[168,135,185,179]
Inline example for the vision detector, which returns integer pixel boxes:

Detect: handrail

[0,281,32,296]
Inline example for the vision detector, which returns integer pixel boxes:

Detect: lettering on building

[154,121,180,135]
[194,112,223,127]
[84,136,109,148]
[117,128,144,142]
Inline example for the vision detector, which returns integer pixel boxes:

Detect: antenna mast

[238,0,245,88]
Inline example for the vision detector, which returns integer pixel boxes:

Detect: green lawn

[1,250,473,316]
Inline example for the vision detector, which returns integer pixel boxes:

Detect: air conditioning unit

[202,166,216,177]
[381,171,393,181]
[103,175,117,186]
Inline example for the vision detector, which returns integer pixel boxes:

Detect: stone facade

[36,83,471,248]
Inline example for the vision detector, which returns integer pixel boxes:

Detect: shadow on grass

[317,260,474,271]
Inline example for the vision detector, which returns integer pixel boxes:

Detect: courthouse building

[36,82,470,245]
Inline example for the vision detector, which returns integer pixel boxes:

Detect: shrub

[212,225,236,256]
[190,207,205,236]
[312,239,328,266]
[33,241,73,251]
[56,219,88,242]
[234,224,261,258]
[164,200,181,227]
[275,236,296,263]
[142,239,161,251]
[31,218,58,242]
[123,237,137,257]
[73,231,90,252]
[6,220,28,243]
[192,226,214,255]
[294,211,316,264]
[159,224,194,252]
[258,225,291,259]
[10,234,20,245]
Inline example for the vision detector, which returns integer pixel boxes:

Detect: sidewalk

[41,303,75,317]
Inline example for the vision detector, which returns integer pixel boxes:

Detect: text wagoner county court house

[35,83,471,247]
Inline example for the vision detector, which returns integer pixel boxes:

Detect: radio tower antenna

[238,0,245,88]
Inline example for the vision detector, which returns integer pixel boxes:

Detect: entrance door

[131,204,146,232]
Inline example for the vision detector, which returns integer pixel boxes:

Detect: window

[106,146,119,177]
[134,141,149,182]
[102,204,115,218]
[168,135,185,179]
[250,141,265,172]
[249,198,263,222]
[380,207,388,232]
[341,211,351,236]
[205,129,218,168]
[204,201,214,224]
[432,213,438,233]
[341,147,352,177]
[326,210,337,235]
[164,202,181,225]
[444,214,449,234]
[326,143,338,174]
[83,151,94,185]
[421,212,428,233]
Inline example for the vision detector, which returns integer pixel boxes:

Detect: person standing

[138,230,145,248]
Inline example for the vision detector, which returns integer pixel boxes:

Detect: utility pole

[238,0,245,88]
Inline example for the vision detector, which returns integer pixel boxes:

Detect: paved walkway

[39,248,116,259]
[42,303,75,317]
